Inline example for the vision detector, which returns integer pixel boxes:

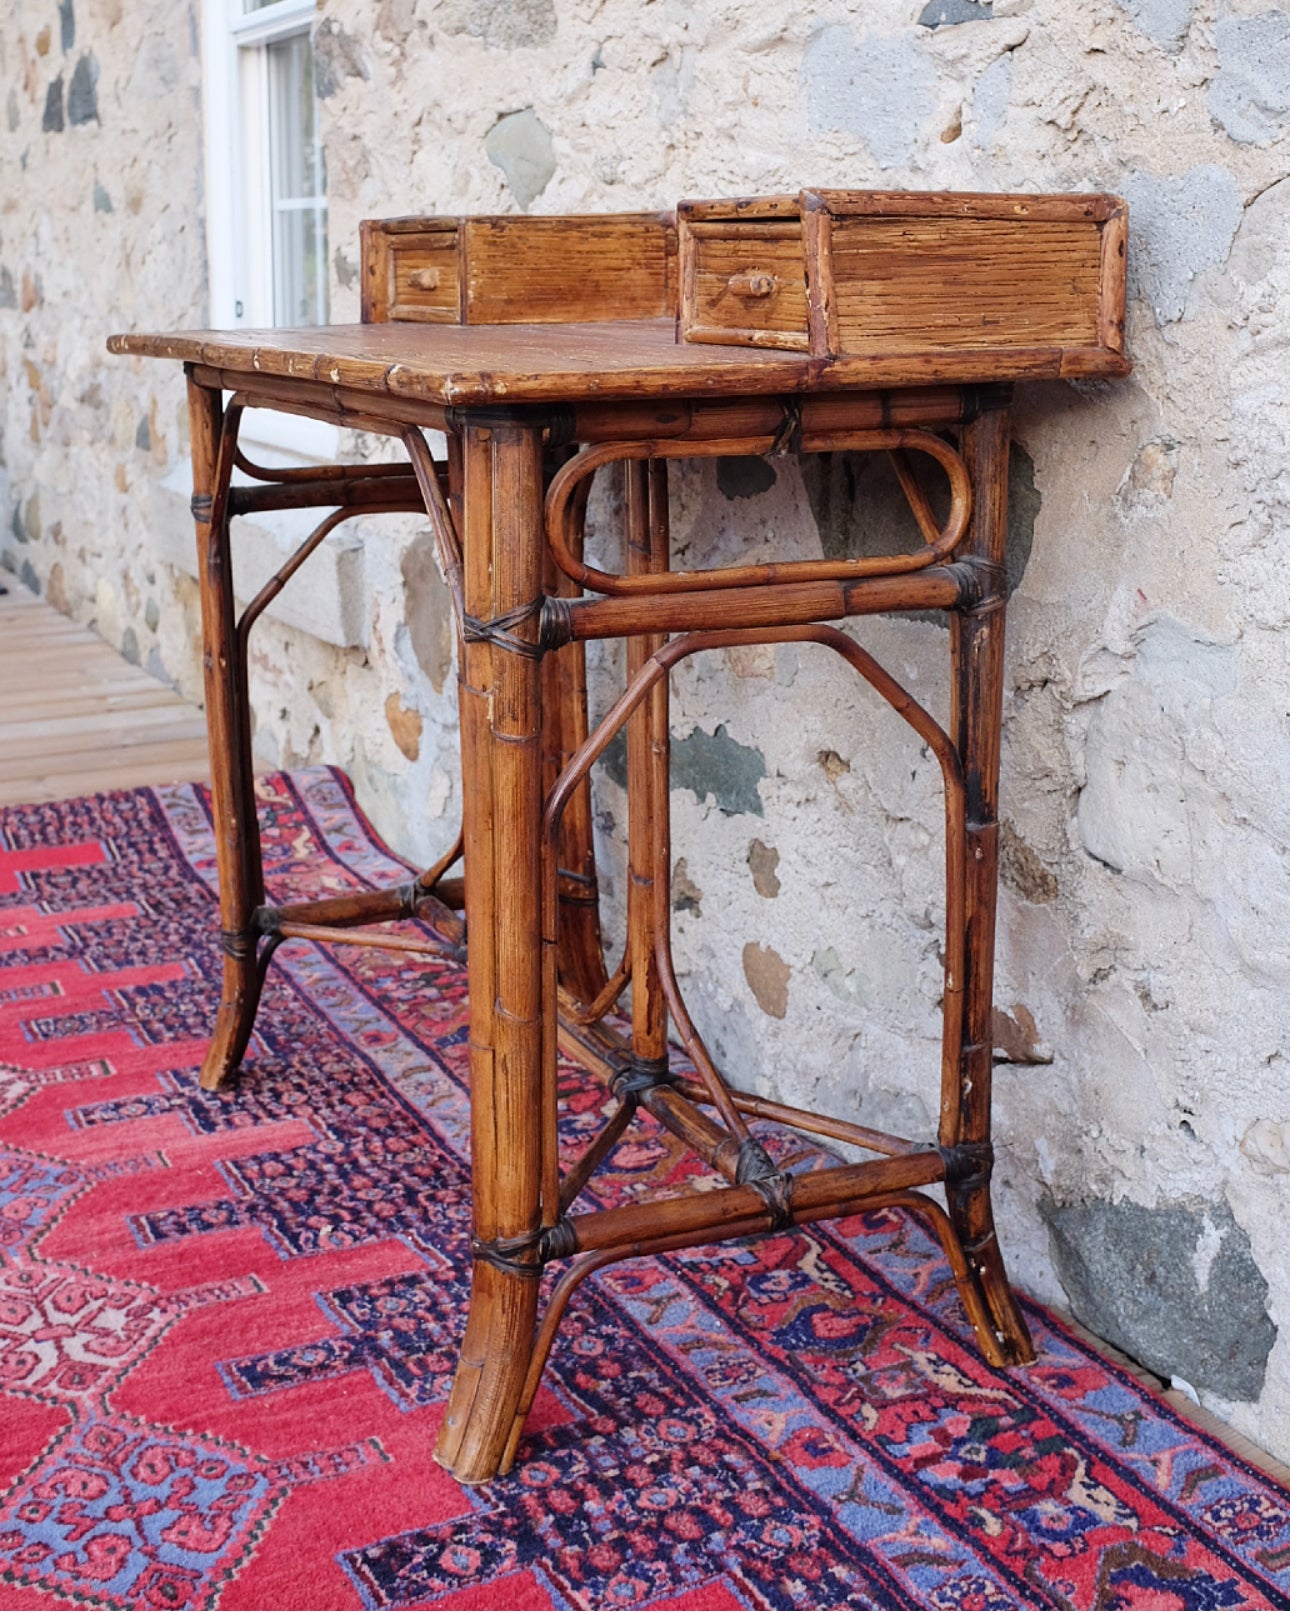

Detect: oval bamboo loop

[544,428,972,597]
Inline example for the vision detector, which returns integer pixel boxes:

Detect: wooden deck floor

[0,581,211,807]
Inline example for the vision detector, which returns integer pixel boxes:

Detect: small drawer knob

[407,267,441,292]
[727,270,776,299]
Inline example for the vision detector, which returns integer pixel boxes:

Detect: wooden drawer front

[682,222,809,351]
[362,213,676,325]
[463,216,676,325]
[387,232,462,323]
[829,215,1103,353]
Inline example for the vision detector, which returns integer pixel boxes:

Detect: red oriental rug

[2,769,1289,1612]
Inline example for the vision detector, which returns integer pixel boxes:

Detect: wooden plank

[0,586,215,808]
[0,710,209,764]
[1,751,213,805]
[0,686,185,717]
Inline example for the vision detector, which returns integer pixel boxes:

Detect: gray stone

[6,88,19,133]
[919,0,993,25]
[135,415,151,451]
[717,456,776,500]
[671,858,703,916]
[121,626,139,665]
[1210,11,1290,145]
[802,24,936,169]
[802,441,1038,595]
[128,36,180,101]
[1113,0,1193,52]
[1228,173,1290,286]
[144,597,160,632]
[970,52,1011,147]
[484,108,555,210]
[43,78,64,134]
[334,246,357,289]
[401,532,454,693]
[671,724,766,817]
[67,54,98,125]
[652,46,696,127]
[313,19,369,99]
[436,0,557,50]
[1006,444,1040,596]
[0,268,14,309]
[999,819,1059,903]
[603,723,767,817]
[1120,166,1242,325]
[19,560,40,594]
[92,181,112,213]
[59,0,74,53]
[1042,1194,1277,1401]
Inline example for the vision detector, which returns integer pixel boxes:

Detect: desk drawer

[362,214,677,325]
[678,190,1129,379]
[681,217,809,351]
[386,230,462,323]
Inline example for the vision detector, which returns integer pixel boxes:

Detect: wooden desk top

[107,316,1129,409]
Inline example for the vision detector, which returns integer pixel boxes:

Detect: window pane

[267,31,327,325]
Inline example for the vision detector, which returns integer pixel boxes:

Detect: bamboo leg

[435,420,547,1485]
[624,461,668,1078]
[188,378,268,1093]
[942,399,1034,1366]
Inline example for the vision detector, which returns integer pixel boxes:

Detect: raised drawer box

[678,189,1129,379]
[361,213,678,326]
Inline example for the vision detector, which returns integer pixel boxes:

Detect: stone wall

[4,0,1290,1456]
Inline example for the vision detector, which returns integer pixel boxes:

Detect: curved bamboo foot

[197,953,269,1092]
[434,1261,541,1484]
[946,1180,1035,1366]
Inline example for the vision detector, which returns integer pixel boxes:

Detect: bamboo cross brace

[540,619,967,1230]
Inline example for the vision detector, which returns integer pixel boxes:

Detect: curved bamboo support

[195,410,467,1092]
[233,445,417,484]
[403,427,465,619]
[544,429,971,597]
[191,393,274,1093]
[497,1184,976,1475]
[417,828,464,893]
[558,1095,639,1217]
[541,456,611,1007]
[560,941,630,1026]
[236,506,351,655]
[541,619,967,1219]
[942,405,1034,1367]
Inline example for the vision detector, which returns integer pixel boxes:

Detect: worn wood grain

[108,309,1129,405]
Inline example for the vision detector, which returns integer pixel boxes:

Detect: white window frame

[201,0,337,461]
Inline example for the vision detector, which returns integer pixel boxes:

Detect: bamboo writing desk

[109,192,1129,1486]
